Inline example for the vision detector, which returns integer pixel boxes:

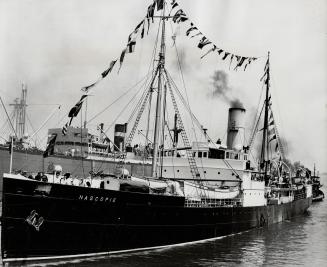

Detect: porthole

[204,171,207,174]
[218,172,220,174]
[177,170,179,172]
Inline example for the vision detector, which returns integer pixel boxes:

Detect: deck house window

[203,152,207,158]
[198,152,202,158]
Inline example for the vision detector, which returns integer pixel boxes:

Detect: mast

[84,98,88,128]
[260,52,270,176]
[9,136,13,173]
[9,84,27,140]
[152,3,166,178]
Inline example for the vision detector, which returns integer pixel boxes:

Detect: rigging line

[243,134,257,164]
[80,108,85,179]
[248,82,265,147]
[38,112,68,148]
[170,26,217,184]
[87,74,150,124]
[172,37,200,141]
[222,159,241,180]
[26,113,41,148]
[0,95,17,138]
[28,103,61,106]
[166,71,216,145]
[94,16,163,172]
[165,73,207,199]
[163,72,210,183]
[29,105,61,139]
[270,71,288,155]
[0,109,12,131]
[0,117,10,140]
[127,17,164,126]
[248,101,265,151]
[145,84,153,148]
[127,74,154,124]
[104,81,149,135]
[164,112,177,180]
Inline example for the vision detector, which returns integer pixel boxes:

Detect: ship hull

[1,176,312,262]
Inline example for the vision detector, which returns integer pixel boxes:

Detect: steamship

[1,0,312,263]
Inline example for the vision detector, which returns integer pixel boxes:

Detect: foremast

[152,4,166,178]
[260,52,270,178]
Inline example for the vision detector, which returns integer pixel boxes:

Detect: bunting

[169,0,258,70]
[156,0,164,11]
[147,2,156,24]
[172,1,178,9]
[172,9,188,23]
[62,122,68,136]
[127,40,136,53]
[102,60,117,78]
[43,134,57,158]
[66,0,164,132]
[81,81,98,93]
[222,52,230,60]
[201,45,216,59]
[197,36,211,49]
[186,25,197,36]
[269,134,277,143]
[119,49,127,72]
[81,61,117,93]
[68,95,88,119]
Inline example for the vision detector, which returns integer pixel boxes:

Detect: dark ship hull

[1,176,312,262]
[312,190,324,202]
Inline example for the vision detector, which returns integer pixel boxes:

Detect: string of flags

[62,0,259,134]
[259,57,284,158]
[80,0,165,94]
[169,0,258,71]
[43,133,57,158]
[62,0,165,134]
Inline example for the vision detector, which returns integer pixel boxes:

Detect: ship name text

[78,195,116,203]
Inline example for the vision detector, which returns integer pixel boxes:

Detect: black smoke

[211,70,244,109]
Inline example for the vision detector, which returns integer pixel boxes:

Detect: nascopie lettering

[78,195,116,204]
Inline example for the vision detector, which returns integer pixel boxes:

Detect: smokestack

[226,107,246,151]
[99,123,104,142]
[114,123,127,152]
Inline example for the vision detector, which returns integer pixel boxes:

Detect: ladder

[114,152,127,177]
[125,68,159,148]
[114,69,159,177]
[166,74,201,181]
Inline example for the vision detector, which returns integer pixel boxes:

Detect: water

[2,175,327,267]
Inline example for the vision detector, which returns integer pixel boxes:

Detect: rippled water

[3,175,327,267]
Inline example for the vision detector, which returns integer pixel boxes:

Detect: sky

[0,0,326,172]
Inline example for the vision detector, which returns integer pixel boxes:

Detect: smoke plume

[211,70,244,109]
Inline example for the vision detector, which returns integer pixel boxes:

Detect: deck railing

[185,198,242,208]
